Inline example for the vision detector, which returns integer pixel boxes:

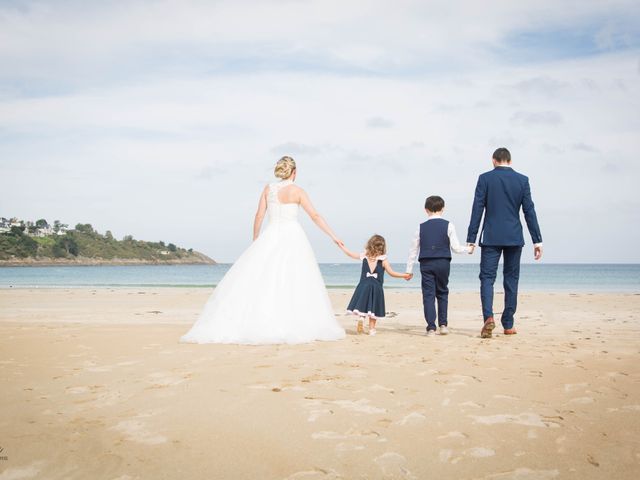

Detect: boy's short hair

[493,147,511,163]
[425,195,445,212]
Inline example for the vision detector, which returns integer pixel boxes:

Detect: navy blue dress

[347,255,386,319]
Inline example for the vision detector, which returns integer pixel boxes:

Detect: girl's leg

[369,317,377,335]
[357,316,364,334]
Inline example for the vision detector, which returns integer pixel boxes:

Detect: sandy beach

[1,288,639,479]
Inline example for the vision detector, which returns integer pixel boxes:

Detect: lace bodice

[267,179,299,223]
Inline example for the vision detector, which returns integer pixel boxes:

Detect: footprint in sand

[568,397,594,405]
[437,431,468,439]
[331,399,386,415]
[467,447,496,458]
[374,452,416,479]
[471,413,561,428]
[312,429,381,441]
[92,390,131,408]
[563,383,588,392]
[335,443,365,452]
[369,384,395,394]
[0,461,46,480]
[145,371,191,389]
[110,418,167,445]
[307,408,333,422]
[66,386,91,394]
[475,468,559,479]
[439,449,454,462]
[394,412,426,426]
[284,468,341,479]
[493,394,519,400]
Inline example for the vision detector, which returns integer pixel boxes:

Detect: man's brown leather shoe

[481,317,495,338]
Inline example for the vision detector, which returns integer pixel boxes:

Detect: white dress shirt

[406,215,470,273]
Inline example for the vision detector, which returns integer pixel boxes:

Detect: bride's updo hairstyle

[365,234,386,258]
[274,156,296,180]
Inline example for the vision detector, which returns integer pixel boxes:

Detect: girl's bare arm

[382,259,411,279]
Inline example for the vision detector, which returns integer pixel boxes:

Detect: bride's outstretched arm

[253,186,268,240]
[299,189,343,246]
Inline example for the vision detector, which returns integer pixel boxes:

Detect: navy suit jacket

[466,166,542,247]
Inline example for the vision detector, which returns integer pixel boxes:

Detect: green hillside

[0,223,214,265]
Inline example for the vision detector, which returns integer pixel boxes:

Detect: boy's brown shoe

[481,317,495,338]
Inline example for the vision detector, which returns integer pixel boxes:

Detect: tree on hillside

[53,220,68,233]
[168,243,177,252]
[36,219,49,228]
[75,223,95,234]
[105,230,114,240]
[53,236,79,257]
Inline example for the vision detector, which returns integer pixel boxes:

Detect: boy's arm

[339,244,362,260]
[448,223,473,254]
[406,229,420,273]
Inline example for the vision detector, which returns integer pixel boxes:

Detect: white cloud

[1,1,639,262]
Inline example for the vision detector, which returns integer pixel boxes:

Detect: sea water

[0,264,638,292]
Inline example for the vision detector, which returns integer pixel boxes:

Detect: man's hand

[467,243,475,254]
[534,244,543,261]
[404,273,413,281]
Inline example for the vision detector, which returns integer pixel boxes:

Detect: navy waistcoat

[419,218,451,260]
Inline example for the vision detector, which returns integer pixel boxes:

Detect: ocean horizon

[0,263,638,292]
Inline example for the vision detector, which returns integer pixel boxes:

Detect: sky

[1,0,639,263]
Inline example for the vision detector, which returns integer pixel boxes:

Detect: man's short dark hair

[425,195,445,212]
[493,147,511,163]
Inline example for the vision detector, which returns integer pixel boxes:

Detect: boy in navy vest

[406,196,473,336]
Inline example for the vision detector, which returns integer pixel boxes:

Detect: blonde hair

[274,156,296,179]
[365,234,386,258]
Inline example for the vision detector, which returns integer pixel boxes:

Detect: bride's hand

[334,238,345,248]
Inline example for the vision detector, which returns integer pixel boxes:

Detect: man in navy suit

[466,148,543,338]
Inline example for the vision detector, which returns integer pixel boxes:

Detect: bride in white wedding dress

[180,156,346,345]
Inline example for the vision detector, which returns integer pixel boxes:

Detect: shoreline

[1,285,638,294]
[0,258,216,267]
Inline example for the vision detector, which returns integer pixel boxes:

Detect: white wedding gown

[179,179,346,345]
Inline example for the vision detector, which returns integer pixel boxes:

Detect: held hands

[467,243,475,254]
[404,273,413,281]
[333,238,345,248]
[534,245,543,261]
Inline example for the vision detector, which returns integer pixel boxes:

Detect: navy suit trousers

[420,258,451,331]
[479,246,522,329]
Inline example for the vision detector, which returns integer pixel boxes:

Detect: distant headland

[0,217,215,266]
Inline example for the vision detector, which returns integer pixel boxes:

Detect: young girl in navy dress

[339,235,411,335]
